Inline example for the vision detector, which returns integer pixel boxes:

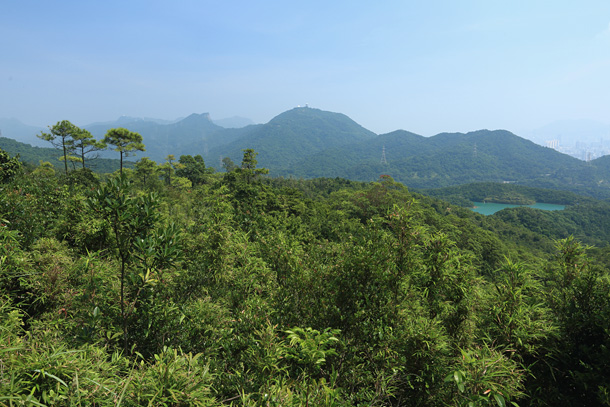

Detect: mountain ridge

[208,107,377,169]
[3,107,610,198]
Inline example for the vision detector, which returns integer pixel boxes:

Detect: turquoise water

[471,202,566,216]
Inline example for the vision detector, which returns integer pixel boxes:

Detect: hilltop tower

[381,145,388,165]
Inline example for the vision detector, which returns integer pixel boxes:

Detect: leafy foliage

[102,128,145,174]
[0,148,22,182]
[0,136,127,174]
[2,153,610,406]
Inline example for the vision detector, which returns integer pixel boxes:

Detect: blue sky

[2,1,610,136]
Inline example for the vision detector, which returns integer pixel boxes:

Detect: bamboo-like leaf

[32,369,68,388]
[494,393,506,407]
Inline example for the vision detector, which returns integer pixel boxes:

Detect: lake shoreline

[471,201,566,215]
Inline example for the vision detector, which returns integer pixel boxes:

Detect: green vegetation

[2,147,610,406]
[71,128,107,169]
[38,120,83,174]
[280,129,610,199]
[208,107,377,170]
[0,137,128,174]
[102,128,146,174]
[0,148,21,182]
[7,108,610,200]
[420,182,610,247]
[420,182,595,207]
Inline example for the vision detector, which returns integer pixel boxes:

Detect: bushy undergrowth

[2,154,610,406]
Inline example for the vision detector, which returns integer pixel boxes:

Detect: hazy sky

[2,1,610,136]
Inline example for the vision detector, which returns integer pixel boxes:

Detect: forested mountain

[2,152,610,405]
[4,107,610,198]
[86,113,236,162]
[79,108,609,197]
[84,107,376,168]
[80,107,375,168]
[590,153,610,173]
[4,108,610,405]
[208,107,377,169]
[282,129,600,191]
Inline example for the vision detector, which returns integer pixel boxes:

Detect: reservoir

[471,202,566,216]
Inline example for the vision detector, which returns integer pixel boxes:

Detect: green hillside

[5,108,610,199]
[418,181,610,246]
[0,137,127,173]
[281,128,610,198]
[420,182,596,206]
[208,107,377,170]
[2,162,610,405]
[86,113,233,163]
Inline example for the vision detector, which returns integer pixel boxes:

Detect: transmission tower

[381,145,388,165]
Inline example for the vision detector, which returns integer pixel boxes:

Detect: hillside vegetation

[420,182,596,206]
[2,148,610,406]
[0,136,127,173]
[4,108,610,198]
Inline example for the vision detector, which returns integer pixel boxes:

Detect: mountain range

[2,107,610,198]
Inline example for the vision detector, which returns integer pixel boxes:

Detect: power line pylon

[381,145,388,165]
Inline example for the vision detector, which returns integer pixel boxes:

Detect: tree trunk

[62,142,68,174]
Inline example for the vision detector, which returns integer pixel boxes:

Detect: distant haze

[3,109,610,161]
[213,116,255,129]
[526,119,610,144]
[1,2,610,137]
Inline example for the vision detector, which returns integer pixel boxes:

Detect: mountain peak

[182,113,212,122]
[270,106,343,122]
[268,107,376,137]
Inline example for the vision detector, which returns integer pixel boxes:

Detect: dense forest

[6,108,610,201]
[420,182,610,247]
[2,143,610,406]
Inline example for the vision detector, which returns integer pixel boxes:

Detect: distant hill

[0,118,45,147]
[4,107,610,198]
[590,154,610,172]
[280,129,433,179]
[86,113,236,163]
[208,107,377,169]
[280,128,610,197]
[86,116,182,127]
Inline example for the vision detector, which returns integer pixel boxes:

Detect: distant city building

[546,139,559,149]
